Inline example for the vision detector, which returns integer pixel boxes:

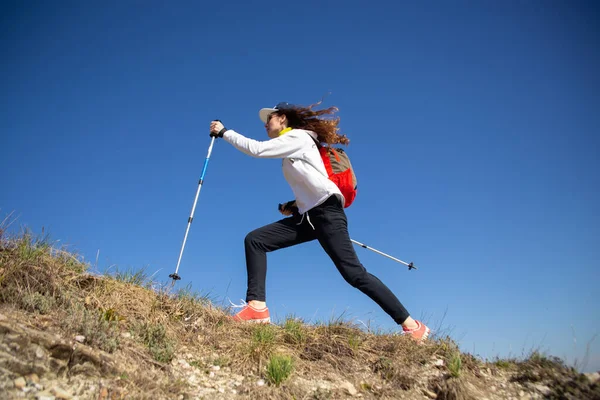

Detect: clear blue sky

[2,1,599,372]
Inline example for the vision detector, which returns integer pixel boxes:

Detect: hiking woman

[208,102,430,341]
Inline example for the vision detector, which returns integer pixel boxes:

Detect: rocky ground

[1,309,599,400]
[1,232,599,399]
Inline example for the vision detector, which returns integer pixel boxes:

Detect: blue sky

[1,1,599,372]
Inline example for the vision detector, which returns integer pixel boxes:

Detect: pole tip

[169,273,181,281]
[408,262,416,271]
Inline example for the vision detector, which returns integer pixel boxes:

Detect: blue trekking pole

[169,127,218,282]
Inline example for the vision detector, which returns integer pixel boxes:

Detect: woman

[209,101,430,341]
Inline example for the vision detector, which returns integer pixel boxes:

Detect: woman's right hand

[210,120,226,137]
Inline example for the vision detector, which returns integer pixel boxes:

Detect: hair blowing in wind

[278,101,350,145]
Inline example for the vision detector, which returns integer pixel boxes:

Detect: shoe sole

[249,317,271,324]
[421,326,430,341]
[231,316,271,324]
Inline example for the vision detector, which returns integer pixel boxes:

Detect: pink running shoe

[229,300,271,324]
[402,320,431,342]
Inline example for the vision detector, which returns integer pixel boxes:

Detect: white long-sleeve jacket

[223,128,344,214]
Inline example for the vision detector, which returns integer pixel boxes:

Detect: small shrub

[21,292,55,314]
[63,303,120,353]
[136,322,175,363]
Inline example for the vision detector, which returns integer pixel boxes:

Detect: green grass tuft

[448,351,462,378]
[266,354,294,386]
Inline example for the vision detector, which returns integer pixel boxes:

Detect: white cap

[258,102,295,123]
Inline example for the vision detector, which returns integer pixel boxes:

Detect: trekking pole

[350,239,416,270]
[169,130,218,282]
[278,202,417,270]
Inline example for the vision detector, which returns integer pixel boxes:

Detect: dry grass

[4,225,596,399]
[0,228,456,391]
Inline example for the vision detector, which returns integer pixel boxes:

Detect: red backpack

[309,135,358,208]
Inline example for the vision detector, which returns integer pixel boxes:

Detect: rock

[257,379,265,386]
[211,365,221,371]
[434,359,444,367]
[121,332,131,339]
[218,387,225,393]
[51,387,71,399]
[490,386,496,392]
[97,385,109,400]
[209,371,215,378]
[14,377,27,389]
[519,390,525,397]
[340,381,357,396]
[36,395,55,400]
[585,372,600,384]
[532,383,551,396]
[35,346,45,359]
[74,335,85,343]
[422,388,437,398]
[26,374,40,385]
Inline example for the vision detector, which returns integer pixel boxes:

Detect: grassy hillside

[0,226,598,399]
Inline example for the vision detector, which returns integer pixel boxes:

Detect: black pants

[243,195,410,325]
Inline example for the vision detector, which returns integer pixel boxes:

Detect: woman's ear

[280,114,288,127]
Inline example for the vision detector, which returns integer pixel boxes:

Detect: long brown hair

[274,101,349,146]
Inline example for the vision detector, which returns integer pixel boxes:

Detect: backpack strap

[307,132,321,148]
[306,132,339,161]
[330,148,341,162]
[305,132,334,177]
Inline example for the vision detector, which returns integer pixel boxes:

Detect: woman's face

[265,113,287,138]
